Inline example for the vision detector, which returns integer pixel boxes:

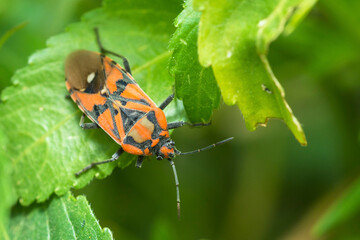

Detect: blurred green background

[1,0,359,239]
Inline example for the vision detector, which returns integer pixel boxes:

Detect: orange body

[65,50,175,158]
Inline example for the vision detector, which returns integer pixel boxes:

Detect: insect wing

[102,57,159,135]
[67,84,124,143]
[66,54,160,145]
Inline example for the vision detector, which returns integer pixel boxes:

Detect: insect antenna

[177,137,234,155]
[169,159,181,219]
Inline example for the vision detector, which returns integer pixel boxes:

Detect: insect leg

[75,148,124,176]
[167,121,211,130]
[94,28,132,74]
[79,113,99,129]
[159,93,174,110]
[135,156,145,168]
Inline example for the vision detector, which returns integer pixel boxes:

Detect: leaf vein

[45,209,50,240]
[13,111,78,164]
[60,197,77,239]
[132,51,171,75]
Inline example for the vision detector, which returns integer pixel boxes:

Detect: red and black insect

[65,28,232,217]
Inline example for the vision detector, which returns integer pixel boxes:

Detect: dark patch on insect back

[146,110,157,124]
[120,108,146,134]
[107,103,120,139]
[116,79,129,89]
[112,79,128,95]
[120,99,127,106]
[146,111,166,139]
[92,103,108,119]
[117,79,128,88]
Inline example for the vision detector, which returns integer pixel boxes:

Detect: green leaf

[314,176,360,236]
[193,0,313,145]
[0,130,16,238]
[8,192,113,239]
[169,0,220,123]
[256,0,318,55]
[273,0,360,79]
[0,0,184,206]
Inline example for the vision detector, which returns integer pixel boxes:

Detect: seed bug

[65,28,233,218]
